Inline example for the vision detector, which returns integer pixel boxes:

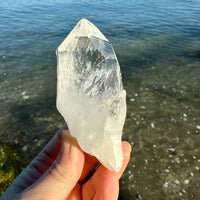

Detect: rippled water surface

[1,0,200,199]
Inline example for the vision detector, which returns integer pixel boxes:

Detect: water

[0,0,200,199]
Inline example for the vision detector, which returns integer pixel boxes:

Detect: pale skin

[1,125,131,200]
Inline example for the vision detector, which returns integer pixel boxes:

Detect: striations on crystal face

[56,18,126,171]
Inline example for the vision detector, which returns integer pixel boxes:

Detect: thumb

[20,130,84,200]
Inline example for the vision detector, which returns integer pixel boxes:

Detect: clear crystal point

[56,18,126,171]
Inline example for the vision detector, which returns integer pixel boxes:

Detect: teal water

[0,0,200,199]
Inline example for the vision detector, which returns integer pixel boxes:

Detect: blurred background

[0,0,200,199]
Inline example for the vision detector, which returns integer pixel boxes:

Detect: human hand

[1,125,131,200]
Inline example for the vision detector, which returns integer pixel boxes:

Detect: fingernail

[62,130,79,154]
[61,130,71,153]
[123,141,132,155]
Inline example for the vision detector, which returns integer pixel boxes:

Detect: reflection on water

[1,0,200,198]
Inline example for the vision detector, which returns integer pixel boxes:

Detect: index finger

[79,152,99,183]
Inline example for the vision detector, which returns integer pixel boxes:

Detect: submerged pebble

[196,125,200,130]
[184,179,189,184]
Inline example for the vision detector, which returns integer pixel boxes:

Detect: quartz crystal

[56,18,126,171]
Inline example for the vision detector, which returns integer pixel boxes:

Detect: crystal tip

[77,18,92,26]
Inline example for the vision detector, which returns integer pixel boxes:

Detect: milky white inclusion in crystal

[56,18,126,171]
